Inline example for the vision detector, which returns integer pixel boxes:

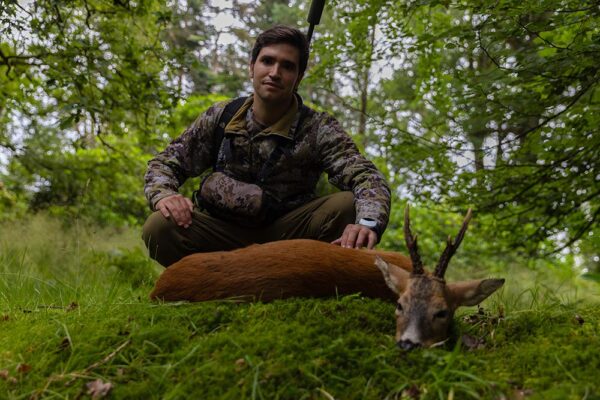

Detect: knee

[305,192,355,242]
[312,191,356,236]
[321,191,355,223]
[142,211,177,249]
[333,191,355,220]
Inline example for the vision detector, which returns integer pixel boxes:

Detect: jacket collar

[224,94,304,140]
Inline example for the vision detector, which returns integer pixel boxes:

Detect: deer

[150,206,504,349]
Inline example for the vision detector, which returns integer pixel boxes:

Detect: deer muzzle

[397,339,421,351]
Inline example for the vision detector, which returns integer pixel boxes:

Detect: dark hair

[251,25,309,76]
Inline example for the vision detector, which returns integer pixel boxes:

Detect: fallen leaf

[401,384,420,399]
[86,379,113,398]
[234,358,246,372]
[498,305,505,319]
[513,388,534,399]
[58,337,71,351]
[7,376,17,384]
[66,302,78,312]
[0,369,9,379]
[461,334,486,350]
[16,363,32,374]
[463,314,480,324]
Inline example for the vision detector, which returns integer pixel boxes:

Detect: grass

[1,215,600,399]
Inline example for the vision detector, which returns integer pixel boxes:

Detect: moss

[1,217,600,399]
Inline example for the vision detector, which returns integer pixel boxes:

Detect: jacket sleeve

[144,103,226,210]
[315,113,392,237]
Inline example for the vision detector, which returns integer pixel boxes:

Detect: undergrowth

[1,215,599,399]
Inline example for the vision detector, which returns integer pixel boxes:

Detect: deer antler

[404,205,424,275]
[434,208,473,279]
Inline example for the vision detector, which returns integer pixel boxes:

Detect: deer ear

[375,256,410,294]
[447,278,505,307]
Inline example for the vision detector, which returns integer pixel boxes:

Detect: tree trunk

[357,25,377,148]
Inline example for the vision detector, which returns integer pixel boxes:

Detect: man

[143,25,391,267]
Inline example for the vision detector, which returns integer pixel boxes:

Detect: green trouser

[142,191,355,267]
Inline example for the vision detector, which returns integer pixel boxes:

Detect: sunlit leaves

[370,0,600,256]
[0,0,199,224]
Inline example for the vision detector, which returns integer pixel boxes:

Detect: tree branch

[516,18,566,50]
[509,78,598,142]
[546,206,600,256]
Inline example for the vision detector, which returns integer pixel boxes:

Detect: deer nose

[397,339,420,351]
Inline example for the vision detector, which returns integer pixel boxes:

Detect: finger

[157,202,171,219]
[174,197,192,226]
[331,238,342,246]
[340,226,352,248]
[180,199,193,227]
[355,229,369,249]
[176,201,192,227]
[166,199,187,226]
[157,195,179,219]
[184,197,194,212]
[180,207,192,227]
[344,226,359,248]
[367,231,378,250]
[164,202,182,225]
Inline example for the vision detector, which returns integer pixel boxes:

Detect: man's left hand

[332,224,378,249]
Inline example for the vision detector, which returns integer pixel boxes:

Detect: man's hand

[332,224,378,249]
[156,194,194,228]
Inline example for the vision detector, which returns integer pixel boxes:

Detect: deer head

[375,206,504,350]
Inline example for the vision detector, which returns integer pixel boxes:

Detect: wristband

[358,218,377,229]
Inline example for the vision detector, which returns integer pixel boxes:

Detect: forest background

[1,0,599,272]
[1,0,600,398]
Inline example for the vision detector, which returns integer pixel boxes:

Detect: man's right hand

[156,194,194,228]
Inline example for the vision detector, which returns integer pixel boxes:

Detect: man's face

[250,43,303,104]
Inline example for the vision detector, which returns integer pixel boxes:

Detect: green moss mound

[1,216,599,399]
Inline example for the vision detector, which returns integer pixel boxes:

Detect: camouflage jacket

[144,95,391,235]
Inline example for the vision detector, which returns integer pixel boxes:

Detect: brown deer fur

[150,239,412,302]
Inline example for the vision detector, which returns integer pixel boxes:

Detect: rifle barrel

[306,0,326,45]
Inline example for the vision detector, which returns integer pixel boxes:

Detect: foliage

[2,0,600,262]
[0,0,230,225]
[1,0,175,224]
[368,1,600,258]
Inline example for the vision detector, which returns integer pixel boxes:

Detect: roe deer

[150,206,504,349]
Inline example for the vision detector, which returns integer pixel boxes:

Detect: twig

[545,206,600,256]
[517,18,566,50]
[14,2,33,17]
[555,6,598,13]
[318,388,336,400]
[34,339,131,397]
[509,79,598,142]
[66,339,131,385]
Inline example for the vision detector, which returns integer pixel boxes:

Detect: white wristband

[358,218,377,228]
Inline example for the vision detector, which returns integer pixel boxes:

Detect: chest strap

[213,97,310,183]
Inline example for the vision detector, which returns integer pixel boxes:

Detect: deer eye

[434,310,450,319]
[396,303,403,312]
